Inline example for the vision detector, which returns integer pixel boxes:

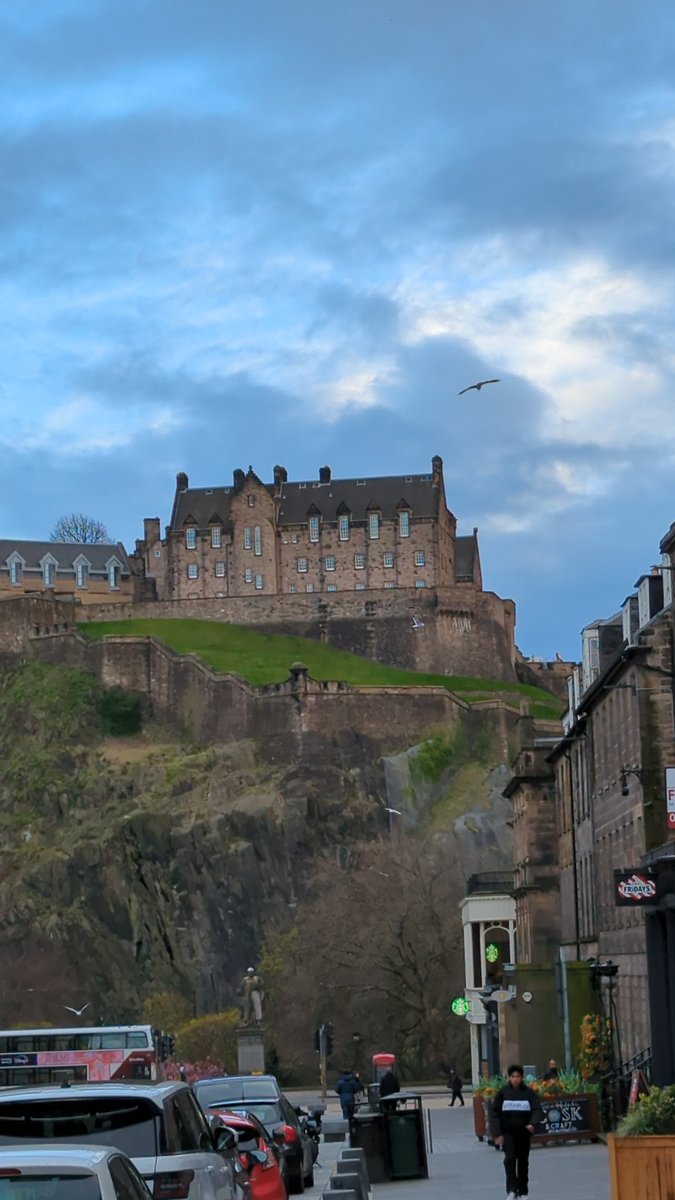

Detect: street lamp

[620,765,644,797]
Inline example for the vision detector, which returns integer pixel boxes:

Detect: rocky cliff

[0,660,523,1025]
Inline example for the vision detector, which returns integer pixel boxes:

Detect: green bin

[382,1092,429,1180]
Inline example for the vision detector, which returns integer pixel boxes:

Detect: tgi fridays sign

[614,869,656,906]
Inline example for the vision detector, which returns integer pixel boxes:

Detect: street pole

[319,1023,327,1103]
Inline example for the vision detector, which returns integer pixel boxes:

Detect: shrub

[99,688,142,736]
[175,1010,240,1071]
[618,1085,675,1136]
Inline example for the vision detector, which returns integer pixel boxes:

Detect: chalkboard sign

[537,1094,598,1140]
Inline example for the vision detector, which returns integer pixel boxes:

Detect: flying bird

[411,616,425,631]
[63,1003,91,1017]
[458,379,500,395]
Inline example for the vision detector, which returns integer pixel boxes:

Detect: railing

[620,1045,653,1084]
[466,872,514,895]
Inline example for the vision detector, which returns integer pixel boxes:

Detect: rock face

[0,661,521,1026]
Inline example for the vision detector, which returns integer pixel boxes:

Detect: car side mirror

[272,1125,287,1144]
[216,1127,236,1152]
[249,1150,268,1166]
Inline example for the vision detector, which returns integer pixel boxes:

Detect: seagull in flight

[458,379,500,395]
[63,1003,91,1017]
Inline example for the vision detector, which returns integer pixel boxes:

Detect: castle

[137,455,482,601]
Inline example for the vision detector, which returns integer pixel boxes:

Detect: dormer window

[9,558,22,586]
[338,514,350,541]
[399,511,411,538]
[76,563,88,588]
[108,563,120,589]
[44,562,55,587]
[368,512,380,540]
[211,527,222,549]
[309,515,320,543]
[186,527,197,550]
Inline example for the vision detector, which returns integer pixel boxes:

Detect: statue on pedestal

[239,967,264,1025]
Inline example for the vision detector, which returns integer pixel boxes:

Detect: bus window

[127,1033,148,1048]
[100,1035,125,1049]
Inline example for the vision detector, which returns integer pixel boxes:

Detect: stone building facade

[0,539,133,605]
[136,455,479,602]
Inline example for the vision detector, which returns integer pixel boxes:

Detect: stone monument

[237,966,265,1073]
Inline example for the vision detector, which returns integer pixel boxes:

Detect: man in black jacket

[491,1064,543,1199]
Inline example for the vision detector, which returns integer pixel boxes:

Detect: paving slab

[373,1103,610,1200]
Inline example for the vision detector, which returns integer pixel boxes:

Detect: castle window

[325,556,336,572]
[297,557,308,573]
[354,554,366,570]
[76,564,88,588]
[108,563,120,589]
[383,552,394,568]
[415,579,426,588]
[187,563,199,580]
[10,561,22,586]
[368,512,380,539]
[338,514,350,541]
[254,526,262,556]
[355,582,366,590]
[289,584,297,593]
[211,527,222,549]
[244,527,252,550]
[248,494,256,507]
[292,534,299,544]
[255,574,264,590]
[327,583,337,591]
[306,583,314,592]
[384,581,397,589]
[245,567,253,583]
[399,511,411,537]
[415,551,426,567]
[154,548,162,558]
[186,527,197,549]
[309,515,320,542]
[215,562,226,577]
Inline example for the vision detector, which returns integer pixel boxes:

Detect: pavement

[298,1094,610,1200]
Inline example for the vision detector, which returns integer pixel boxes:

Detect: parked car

[193,1077,282,1107]
[194,1088,312,1195]
[211,1110,287,1200]
[0,1082,239,1200]
[0,1145,152,1198]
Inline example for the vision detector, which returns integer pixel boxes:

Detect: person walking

[379,1065,400,1100]
[492,1063,543,1200]
[447,1066,465,1107]
[335,1070,361,1122]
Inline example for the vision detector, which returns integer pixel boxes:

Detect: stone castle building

[137,455,483,601]
[0,540,133,604]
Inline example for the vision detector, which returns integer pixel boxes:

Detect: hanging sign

[614,869,656,905]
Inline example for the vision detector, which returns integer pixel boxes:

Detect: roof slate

[0,540,131,573]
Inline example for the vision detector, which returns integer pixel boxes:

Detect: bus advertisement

[0,1025,159,1087]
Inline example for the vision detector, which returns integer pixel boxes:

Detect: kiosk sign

[666,767,675,828]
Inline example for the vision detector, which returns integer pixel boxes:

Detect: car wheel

[303,1165,314,1188]
[288,1166,305,1194]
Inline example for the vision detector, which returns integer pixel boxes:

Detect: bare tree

[50,514,111,544]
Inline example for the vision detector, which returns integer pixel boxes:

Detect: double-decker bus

[0,1025,158,1087]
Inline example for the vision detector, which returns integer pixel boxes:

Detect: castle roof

[0,540,131,573]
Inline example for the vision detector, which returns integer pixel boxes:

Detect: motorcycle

[295,1106,323,1162]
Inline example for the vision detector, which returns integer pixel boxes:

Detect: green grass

[82,618,563,719]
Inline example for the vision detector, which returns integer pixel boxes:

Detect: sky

[2,0,675,660]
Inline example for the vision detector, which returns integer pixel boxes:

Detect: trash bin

[350,1111,388,1183]
[381,1092,429,1180]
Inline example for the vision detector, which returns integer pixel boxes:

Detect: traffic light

[325,1023,334,1056]
[167,1035,176,1059]
[313,1028,321,1053]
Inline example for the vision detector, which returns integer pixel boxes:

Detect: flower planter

[608,1133,675,1200]
[472,1095,487,1141]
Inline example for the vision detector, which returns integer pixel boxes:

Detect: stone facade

[136,456,477,602]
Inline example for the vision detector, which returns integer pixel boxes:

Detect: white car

[0,1082,238,1200]
[0,1144,151,1197]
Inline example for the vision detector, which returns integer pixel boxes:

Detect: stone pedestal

[237,1026,265,1074]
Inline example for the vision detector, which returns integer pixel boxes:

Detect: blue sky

[2,0,675,660]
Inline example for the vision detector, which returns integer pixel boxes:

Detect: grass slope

[83,618,563,719]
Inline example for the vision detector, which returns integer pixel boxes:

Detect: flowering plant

[578,1013,611,1080]
[162,1055,225,1085]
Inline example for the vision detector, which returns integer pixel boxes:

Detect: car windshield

[0,1174,101,1198]
[210,1102,283,1132]
[0,1098,159,1159]
[195,1080,276,1106]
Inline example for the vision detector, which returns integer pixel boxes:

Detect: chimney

[176,471,189,492]
[273,464,288,489]
[431,455,443,483]
[319,465,331,483]
[233,468,246,489]
[143,517,161,545]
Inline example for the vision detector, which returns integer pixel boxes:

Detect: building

[137,456,482,601]
[459,872,516,1081]
[0,540,133,605]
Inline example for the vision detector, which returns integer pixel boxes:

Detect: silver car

[0,1144,151,1197]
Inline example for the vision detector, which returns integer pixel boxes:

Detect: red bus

[0,1025,158,1087]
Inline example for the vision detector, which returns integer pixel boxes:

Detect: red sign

[614,870,656,905]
